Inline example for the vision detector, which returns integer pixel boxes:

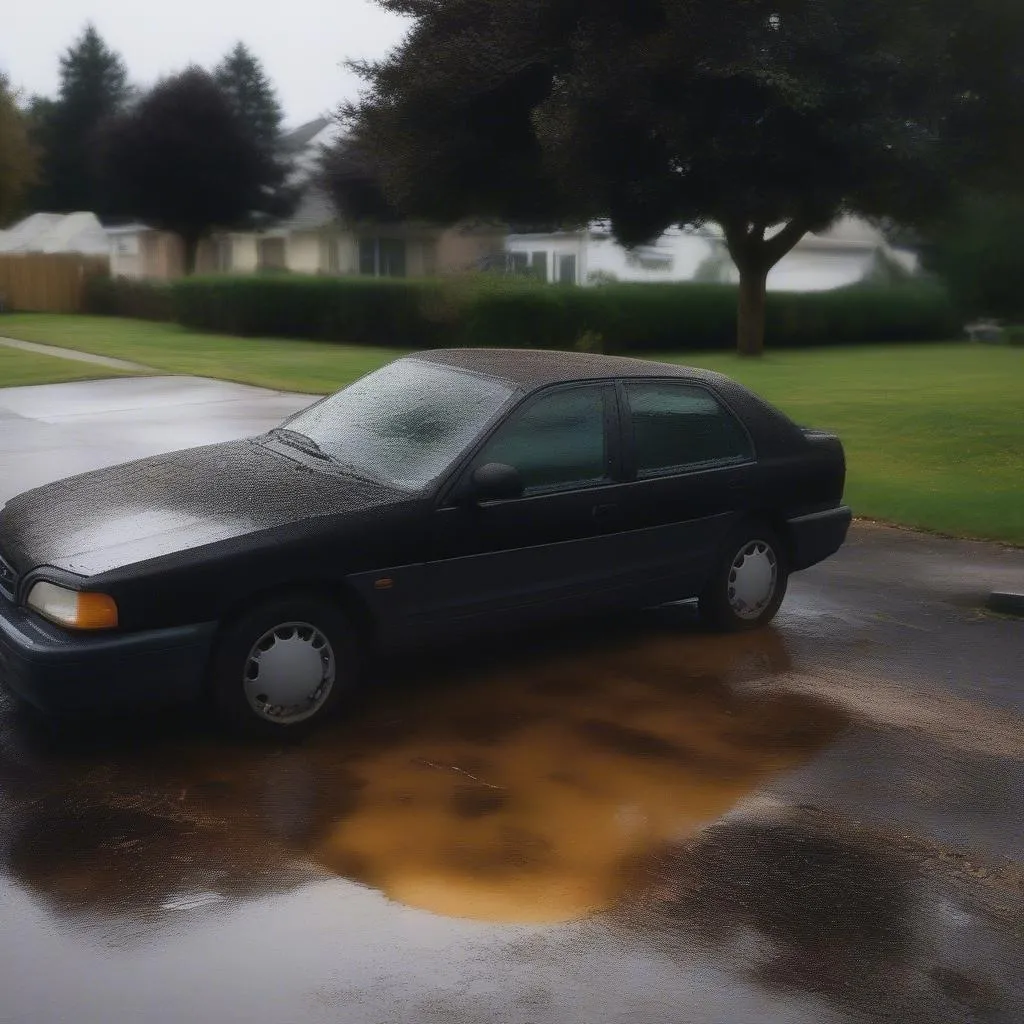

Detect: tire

[207,593,357,737]
[698,523,789,632]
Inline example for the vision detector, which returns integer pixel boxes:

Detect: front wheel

[208,594,356,736]
[698,525,789,632]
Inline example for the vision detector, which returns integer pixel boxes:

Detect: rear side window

[624,383,753,477]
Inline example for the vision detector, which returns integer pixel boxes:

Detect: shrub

[83,274,175,322]
[173,274,446,347]
[85,272,959,353]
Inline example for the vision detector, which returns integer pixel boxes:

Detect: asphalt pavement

[0,376,1022,1024]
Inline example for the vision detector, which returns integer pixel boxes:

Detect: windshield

[280,358,516,490]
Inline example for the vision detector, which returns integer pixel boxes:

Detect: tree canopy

[27,23,129,216]
[0,75,37,226]
[98,68,278,272]
[341,0,1024,353]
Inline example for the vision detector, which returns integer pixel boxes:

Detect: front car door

[615,379,758,604]
[421,381,639,630]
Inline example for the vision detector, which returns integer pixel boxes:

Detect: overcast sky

[2,0,410,128]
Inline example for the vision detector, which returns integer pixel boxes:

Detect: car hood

[0,439,407,578]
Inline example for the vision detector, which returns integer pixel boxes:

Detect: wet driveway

[1,378,1023,1023]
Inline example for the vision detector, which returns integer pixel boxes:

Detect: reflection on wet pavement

[1,617,843,927]
[311,629,846,921]
[616,808,1020,1023]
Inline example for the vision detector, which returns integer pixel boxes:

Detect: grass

[0,343,136,388]
[0,314,401,394]
[0,313,1021,545]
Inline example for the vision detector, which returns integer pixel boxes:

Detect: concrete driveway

[0,376,313,504]
[1,376,1023,1024]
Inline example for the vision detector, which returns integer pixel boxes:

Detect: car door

[614,379,758,604]
[420,381,636,629]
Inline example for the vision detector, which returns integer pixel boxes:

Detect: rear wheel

[698,524,788,632]
[208,594,356,736]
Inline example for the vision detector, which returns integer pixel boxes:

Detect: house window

[557,253,577,284]
[325,237,340,273]
[531,251,549,282]
[509,252,529,273]
[217,239,233,273]
[359,237,407,277]
[257,237,286,271]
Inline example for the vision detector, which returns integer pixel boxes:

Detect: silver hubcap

[727,540,778,620]
[243,621,335,724]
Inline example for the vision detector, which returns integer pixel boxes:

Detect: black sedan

[0,349,851,733]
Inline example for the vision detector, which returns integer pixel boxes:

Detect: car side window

[624,382,753,477]
[473,386,609,493]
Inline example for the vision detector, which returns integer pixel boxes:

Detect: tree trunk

[737,266,768,357]
[182,232,200,275]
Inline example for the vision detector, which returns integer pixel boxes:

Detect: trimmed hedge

[84,274,175,322]
[84,273,960,352]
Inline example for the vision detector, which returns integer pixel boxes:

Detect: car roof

[412,348,736,394]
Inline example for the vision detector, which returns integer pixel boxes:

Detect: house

[106,117,507,281]
[505,216,919,290]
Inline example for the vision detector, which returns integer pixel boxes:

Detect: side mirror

[469,462,524,503]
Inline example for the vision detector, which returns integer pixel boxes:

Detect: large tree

[0,75,37,226]
[98,68,279,273]
[341,0,1024,354]
[28,23,129,216]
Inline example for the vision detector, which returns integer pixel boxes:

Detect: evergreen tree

[213,42,293,225]
[28,23,129,216]
[215,42,283,150]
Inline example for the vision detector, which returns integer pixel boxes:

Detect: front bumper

[786,505,853,571]
[0,593,217,714]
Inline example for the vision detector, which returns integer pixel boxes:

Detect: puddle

[1,619,846,926]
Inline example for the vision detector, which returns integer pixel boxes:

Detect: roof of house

[282,116,333,153]
[0,212,110,256]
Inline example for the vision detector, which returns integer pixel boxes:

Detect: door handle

[592,503,618,522]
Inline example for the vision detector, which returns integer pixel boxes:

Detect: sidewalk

[0,335,151,372]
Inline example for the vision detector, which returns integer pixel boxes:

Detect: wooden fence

[0,254,109,314]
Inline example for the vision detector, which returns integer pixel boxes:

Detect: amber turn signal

[26,581,119,630]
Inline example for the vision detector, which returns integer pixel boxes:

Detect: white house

[506,216,919,290]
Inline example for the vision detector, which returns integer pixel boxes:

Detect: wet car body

[0,348,850,723]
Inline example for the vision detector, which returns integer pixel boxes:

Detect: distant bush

[83,274,174,322]
[84,273,960,352]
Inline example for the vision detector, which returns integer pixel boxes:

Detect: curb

[985,592,1024,618]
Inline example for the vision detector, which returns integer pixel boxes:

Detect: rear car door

[615,379,757,603]
[421,382,637,629]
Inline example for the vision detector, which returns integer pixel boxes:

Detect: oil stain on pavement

[1,601,1023,1023]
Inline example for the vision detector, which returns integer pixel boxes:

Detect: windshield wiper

[269,427,332,461]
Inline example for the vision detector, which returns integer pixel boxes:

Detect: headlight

[27,581,118,630]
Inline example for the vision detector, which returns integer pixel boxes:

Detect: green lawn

[0,343,136,388]
[0,313,1021,545]
[0,314,400,394]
